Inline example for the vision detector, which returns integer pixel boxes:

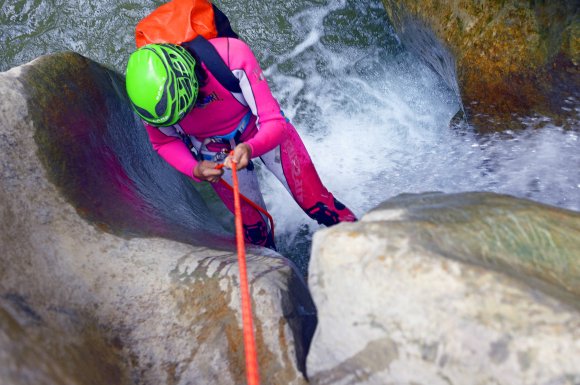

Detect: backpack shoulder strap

[212,4,239,39]
[182,36,242,94]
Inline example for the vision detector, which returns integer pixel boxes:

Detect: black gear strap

[182,35,242,94]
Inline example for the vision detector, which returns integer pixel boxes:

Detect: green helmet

[126,44,198,127]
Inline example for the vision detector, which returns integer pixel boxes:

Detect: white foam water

[253,0,579,268]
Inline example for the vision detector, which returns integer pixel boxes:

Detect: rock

[0,294,130,385]
[381,0,579,131]
[307,192,580,385]
[0,52,314,385]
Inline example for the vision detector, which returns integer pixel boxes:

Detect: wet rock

[0,295,129,385]
[0,52,313,385]
[382,0,579,131]
[307,192,580,384]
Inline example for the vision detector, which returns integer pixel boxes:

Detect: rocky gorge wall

[0,52,314,385]
[381,0,579,130]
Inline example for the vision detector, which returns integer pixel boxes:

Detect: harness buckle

[214,148,230,162]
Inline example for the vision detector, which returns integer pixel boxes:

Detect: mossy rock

[382,0,579,131]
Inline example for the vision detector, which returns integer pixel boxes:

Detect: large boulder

[0,52,314,385]
[381,0,579,131]
[307,192,580,384]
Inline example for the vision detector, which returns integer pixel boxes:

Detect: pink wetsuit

[145,37,356,248]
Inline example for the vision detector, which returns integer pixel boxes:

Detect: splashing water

[243,0,580,271]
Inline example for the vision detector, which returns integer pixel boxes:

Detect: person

[125,38,356,249]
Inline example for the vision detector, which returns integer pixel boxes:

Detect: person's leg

[260,122,357,226]
[211,166,276,249]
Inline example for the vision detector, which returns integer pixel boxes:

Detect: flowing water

[2,0,578,273]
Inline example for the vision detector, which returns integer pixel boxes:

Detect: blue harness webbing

[174,110,253,162]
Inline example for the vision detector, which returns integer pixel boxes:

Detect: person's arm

[145,124,223,182]
[227,38,287,158]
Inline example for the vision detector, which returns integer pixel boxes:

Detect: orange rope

[218,179,275,240]
[215,162,275,240]
[219,160,261,385]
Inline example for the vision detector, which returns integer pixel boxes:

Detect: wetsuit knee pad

[243,222,276,250]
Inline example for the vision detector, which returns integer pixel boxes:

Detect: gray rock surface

[307,192,580,385]
[0,53,313,385]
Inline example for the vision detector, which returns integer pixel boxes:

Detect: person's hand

[224,143,252,170]
[193,160,224,183]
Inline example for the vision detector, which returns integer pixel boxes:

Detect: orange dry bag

[136,0,221,48]
[135,0,241,93]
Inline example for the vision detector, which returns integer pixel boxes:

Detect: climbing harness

[157,114,275,236]
[170,110,253,163]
